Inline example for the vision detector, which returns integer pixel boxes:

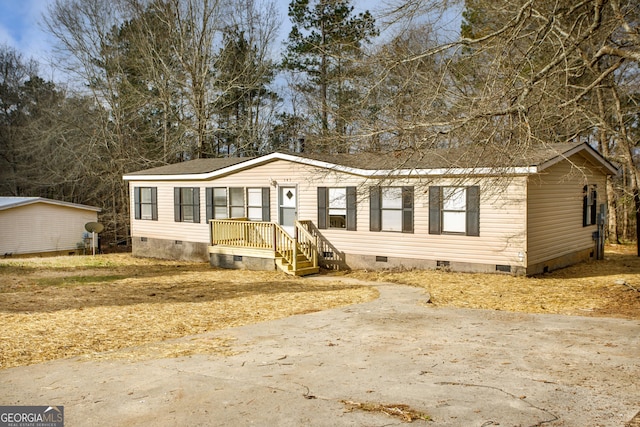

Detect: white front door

[279,185,297,235]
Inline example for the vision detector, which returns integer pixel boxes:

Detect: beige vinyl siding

[130,160,529,267]
[130,181,207,243]
[325,177,528,267]
[0,203,98,255]
[527,154,606,266]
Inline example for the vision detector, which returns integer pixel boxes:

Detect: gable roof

[0,197,101,212]
[124,157,253,176]
[123,142,618,181]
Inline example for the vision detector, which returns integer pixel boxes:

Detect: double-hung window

[429,186,479,236]
[206,187,270,221]
[317,187,356,230]
[583,185,597,226]
[247,188,271,221]
[369,186,413,233]
[442,187,467,233]
[210,188,229,219]
[134,187,157,220]
[174,187,200,223]
[229,188,245,218]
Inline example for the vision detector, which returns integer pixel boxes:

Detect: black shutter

[347,186,357,231]
[370,186,381,232]
[466,186,480,236]
[429,186,441,235]
[317,187,327,229]
[174,187,181,222]
[206,188,213,221]
[402,186,414,233]
[134,187,141,220]
[262,187,270,221]
[151,187,158,220]
[193,188,200,223]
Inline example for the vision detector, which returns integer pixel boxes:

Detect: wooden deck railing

[297,220,346,270]
[295,220,318,269]
[210,219,318,271]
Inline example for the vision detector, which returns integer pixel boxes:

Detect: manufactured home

[0,197,101,257]
[123,142,617,275]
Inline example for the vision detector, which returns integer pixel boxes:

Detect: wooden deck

[209,219,319,276]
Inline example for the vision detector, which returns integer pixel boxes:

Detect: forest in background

[1,0,638,248]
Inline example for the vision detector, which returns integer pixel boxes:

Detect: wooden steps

[276,250,319,276]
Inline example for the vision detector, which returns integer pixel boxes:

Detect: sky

[0,0,463,84]
[0,0,295,82]
[0,0,56,76]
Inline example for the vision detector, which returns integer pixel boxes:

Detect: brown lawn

[0,255,377,369]
[346,244,640,319]
[1,245,638,369]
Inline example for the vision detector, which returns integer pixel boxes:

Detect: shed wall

[0,203,98,255]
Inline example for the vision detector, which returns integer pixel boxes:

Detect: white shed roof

[0,197,101,212]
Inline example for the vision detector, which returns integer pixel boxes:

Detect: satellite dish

[84,222,103,256]
[85,222,104,233]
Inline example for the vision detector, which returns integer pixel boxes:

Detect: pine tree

[283,0,378,152]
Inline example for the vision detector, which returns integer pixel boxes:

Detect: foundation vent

[496,264,511,273]
[436,260,450,269]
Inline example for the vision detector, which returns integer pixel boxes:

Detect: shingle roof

[125,157,255,176]
[294,142,587,170]
[123,142,618,178]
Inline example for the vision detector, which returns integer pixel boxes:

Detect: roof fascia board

[123,152,538,181]
[537,144,619,175]
[370,166,537,177]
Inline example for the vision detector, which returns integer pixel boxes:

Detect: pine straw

[342,400,431,422]
[346,244,640,319]
[0,255,378,369]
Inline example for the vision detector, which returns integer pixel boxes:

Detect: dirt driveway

[1,278,638,426]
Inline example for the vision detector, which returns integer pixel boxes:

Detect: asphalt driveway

[1,279,639,426]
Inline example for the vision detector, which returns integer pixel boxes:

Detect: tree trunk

[635,189,640,256]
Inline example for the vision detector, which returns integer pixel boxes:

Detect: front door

[279,185,297,235]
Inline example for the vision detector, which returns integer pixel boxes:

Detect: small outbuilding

[0,197,102,257]
[123,142,618,275]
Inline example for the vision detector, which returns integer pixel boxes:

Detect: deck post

[272,223,277,253]
[293,224,299,272]
[293,236,298,272]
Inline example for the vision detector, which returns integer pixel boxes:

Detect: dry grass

[1,245,638,370]
[346,244,640,319]
[342,400,431,422]
[0,254,378,369]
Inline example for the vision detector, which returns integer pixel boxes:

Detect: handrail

[295,220,318,268]
[297,220,346,270]
[210,219,319,271]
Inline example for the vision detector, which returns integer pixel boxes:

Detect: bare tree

[357,0,639,247]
